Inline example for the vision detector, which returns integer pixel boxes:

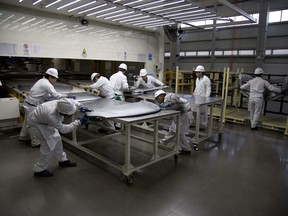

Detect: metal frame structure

[62,110,181,184]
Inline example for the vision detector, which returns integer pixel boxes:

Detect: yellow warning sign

[82,48,87,57]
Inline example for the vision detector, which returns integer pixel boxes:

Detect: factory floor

[0,123,288,216]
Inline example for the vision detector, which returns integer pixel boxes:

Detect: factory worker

[28,98,88,177]
[155,90,192,155]
[19,68,75,147]
[191,65,211,129]
[90,72,115,133]
[240,67,281,130]
[109,63,129,101]
[134,69,164,89]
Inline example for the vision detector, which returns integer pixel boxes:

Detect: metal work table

[129,93,224,150]
[62,110,180,184]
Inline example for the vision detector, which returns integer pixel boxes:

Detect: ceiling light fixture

[30,19,45,26]
[123,0,143,6]
[45,0,62,8]
[156,7,197,16]
[57,0,81,10]
[21,18,36,25]
[164,9,206,18]
[40,21,54,27]
[119,15,150,23]
[96,9,126,18]
[150,4,193,14]
[78,4,107,14]
[68,1,97,12]
[33,0,42,6]
[12,16,25,23]
[10,25,20,30]
[144,21,175,28]
[112,13,141,21]
[46,22,64,29]
[87,6,116,16]
[133,0,164,9]
[142,0,185,11]
[104,11,134,20]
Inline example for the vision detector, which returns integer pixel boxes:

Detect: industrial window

[186,51,197,56]
[239,50,254,55]
[197,51,210,56]
[282,9,288,21]
[164,52,171,57]
[269,11,281,23]
[273,49,288,55]
[265,50,272,55]
[180,52,185,56]
[223,50,237,55]
[214,51,223,56]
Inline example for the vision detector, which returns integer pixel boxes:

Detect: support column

[255,0,269,68]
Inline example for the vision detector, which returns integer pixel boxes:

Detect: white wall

[0,8,164,76]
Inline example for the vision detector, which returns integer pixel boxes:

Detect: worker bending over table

[134,69,164,89]
[154,90,192,155]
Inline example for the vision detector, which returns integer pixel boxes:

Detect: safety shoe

[34,169,54,177]
[59,160,77,167]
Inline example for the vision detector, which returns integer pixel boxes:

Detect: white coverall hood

[57,98,77,115]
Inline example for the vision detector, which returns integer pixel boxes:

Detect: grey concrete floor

[0,123,288,216]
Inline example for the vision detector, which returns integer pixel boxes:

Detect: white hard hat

[91,73,99,82]
[57,98,77,115]
[194,65,205,72]
[155,90,166,99]
[46,68,59,79]
[139,69,147,76]
[119,63,127,71]
[254,67,264,75]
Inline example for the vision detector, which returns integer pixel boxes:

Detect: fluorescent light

[30,19,45,26]
[57,0,81,10]
[2,15,15,23]
[151,4,193,14]
[10,25,20,30]
[119,15,150,23]
[156,7,197,16]
[45,0,62,8]
[40,21,54,27]
[78,4,107,14]
[18,26,29,31]
[131,19,163,25]
[133,0,164,8]
[46,22,64,29]
[127,18,158,25]
[144,21,175,28]
[123,0,143,6]
[75,27,93,32]
[33,0,42,5]
[3,23,11,29]
[68,1,97,12]
[96,9,126,18]
[104,11,134,20]
[87,6,116,16]
[142,0,185,11]
[112,13,141,21]
[55,25,67,30]
[22,18,36,25]
[164,9,206,18]
[12,16,25,23]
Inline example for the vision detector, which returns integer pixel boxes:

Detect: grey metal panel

[82,99,161,119]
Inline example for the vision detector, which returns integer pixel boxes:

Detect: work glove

[159,103,172,109]
[79,114,88,125]
[80,107,93,113]
[67,95,77,100]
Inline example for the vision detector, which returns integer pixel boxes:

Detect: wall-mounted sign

[148,53,152,61]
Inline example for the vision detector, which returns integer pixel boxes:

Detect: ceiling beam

[218,0,257,23]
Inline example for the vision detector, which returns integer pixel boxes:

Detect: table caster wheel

[126,175,134,185]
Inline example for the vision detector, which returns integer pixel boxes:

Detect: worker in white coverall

[191,65,211,129]
[19,68,75,147]
[134,69,164,89]
[28,98,88,177]
[90,72,115,134]
[155,90,192,155]
[109,63,129,101]
[240,67,281,130]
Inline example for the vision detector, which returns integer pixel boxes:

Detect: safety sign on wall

[82,48,87,58]
[23,43,29,55]
[148,53,152,61]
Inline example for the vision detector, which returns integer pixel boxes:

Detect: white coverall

[109,71,129,101]
[159,93,192,152]
[20,77,67,146]
[134,75,164,89]
[90,76,115,129]
[240,77,281,128]
[192,75,211,128]
[28,99,82,172]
